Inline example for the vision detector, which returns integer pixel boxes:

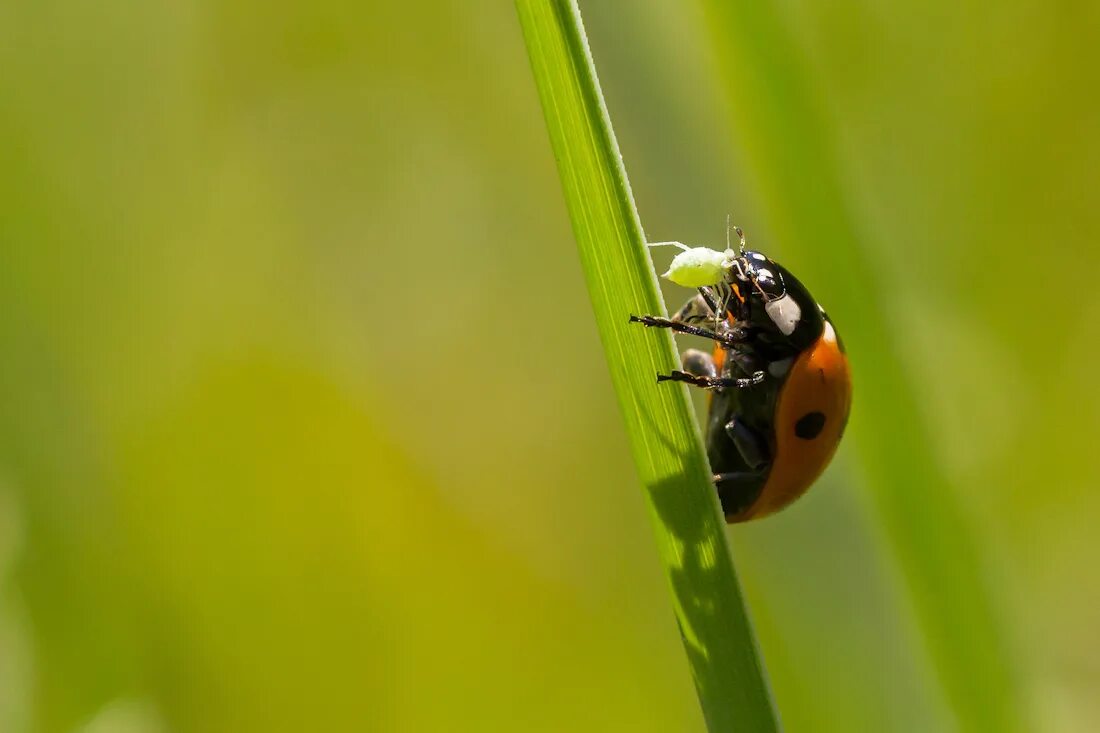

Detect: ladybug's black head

[724,250,823,351]
[729,250,786,301]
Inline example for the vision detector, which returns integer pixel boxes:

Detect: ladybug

[631,228,851,522]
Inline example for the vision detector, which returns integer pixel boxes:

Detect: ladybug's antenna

[726,215,747,255]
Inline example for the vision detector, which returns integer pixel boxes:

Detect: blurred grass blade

[515,1,779,730]
[698,3,1027,731]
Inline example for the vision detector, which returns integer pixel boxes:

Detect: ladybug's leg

[629,315,745,347]
[672,292,718,324]
[724,418,770,471]
[710,418,770,517]
[680,348,717,379]
[713,472,766,518]
[656,370,765,390]
[630,292,751,346]
[656,348,761,389]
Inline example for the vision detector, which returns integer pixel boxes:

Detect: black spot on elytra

[794,411,826,440]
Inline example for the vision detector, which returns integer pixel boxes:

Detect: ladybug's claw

[656,369,697,385]
[629,314,673,327]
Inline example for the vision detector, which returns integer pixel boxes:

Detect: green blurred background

[1,1,1098,731]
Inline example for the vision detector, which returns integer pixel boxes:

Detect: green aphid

[649,222,746,288]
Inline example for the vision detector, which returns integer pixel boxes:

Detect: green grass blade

[515,2,780,730]
[698,3,1026,731]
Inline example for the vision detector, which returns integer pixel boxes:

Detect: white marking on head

[823,320,837,345]
[768,358,793,377]
[764,294,801,336]
[751,252,767,261]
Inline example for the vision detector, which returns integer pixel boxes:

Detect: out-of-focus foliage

[0,1,1097,732]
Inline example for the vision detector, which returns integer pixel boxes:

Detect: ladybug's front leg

[630,292,751,347]
[629,315,744,348]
